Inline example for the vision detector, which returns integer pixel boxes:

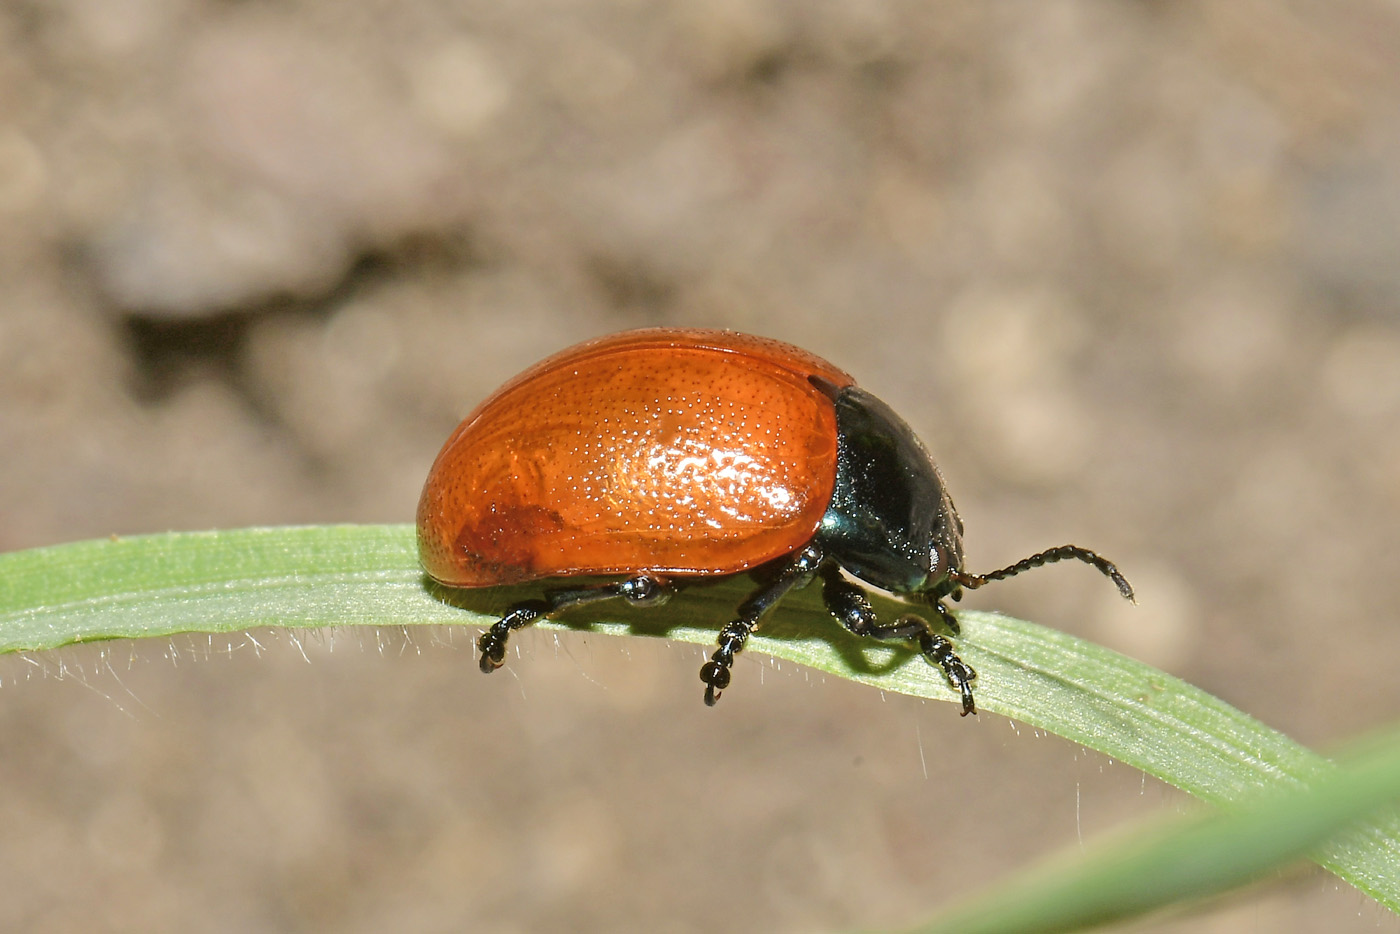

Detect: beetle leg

[700,544,824,706]
[477,574,671,674]
[819,566,978,716]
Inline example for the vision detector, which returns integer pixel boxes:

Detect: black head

[812,381,1135,606]
[814,384,965,599]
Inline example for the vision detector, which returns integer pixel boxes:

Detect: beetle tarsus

[917,629,977,716]
[475,578,676,675]
[477,632,507,672]
[477,602,546,673]
[700,660,731,706]
[819,566,977,714]
[700,620,750,706]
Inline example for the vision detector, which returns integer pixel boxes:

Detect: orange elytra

[418,327,1133,713]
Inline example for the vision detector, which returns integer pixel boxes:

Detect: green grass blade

[910,728,1400,934]
[0,524,1396,913]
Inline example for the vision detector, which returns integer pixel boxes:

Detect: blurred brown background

[3,1,1399,931]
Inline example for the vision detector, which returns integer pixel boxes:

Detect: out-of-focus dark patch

[586,253,678,315]
[112,226,483,406]
[119,309,260,403]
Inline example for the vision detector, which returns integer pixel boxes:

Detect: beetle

[417,327,1133,715]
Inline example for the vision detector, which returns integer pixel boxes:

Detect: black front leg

[820,566,978,716]
[700,543,825,706]
[478,574,670,673]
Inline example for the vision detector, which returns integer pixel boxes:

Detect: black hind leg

[820,566,978,715]
[477,575,670,673]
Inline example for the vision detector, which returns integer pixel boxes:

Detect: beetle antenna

[952,545,1135,603]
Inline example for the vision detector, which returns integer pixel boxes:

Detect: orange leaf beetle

[417,328,1133,714]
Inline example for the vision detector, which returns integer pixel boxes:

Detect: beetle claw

[477,631,507,672]
[958,680,977,716]
[700,659,730,706]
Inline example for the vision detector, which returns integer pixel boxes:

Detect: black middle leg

[699,543,825,706]
[477,574,670,673]
[819,566,978,715]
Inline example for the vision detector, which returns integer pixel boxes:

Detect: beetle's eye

[929,543,946,577]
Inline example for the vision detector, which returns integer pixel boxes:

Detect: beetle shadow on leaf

[421,573,941,679]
